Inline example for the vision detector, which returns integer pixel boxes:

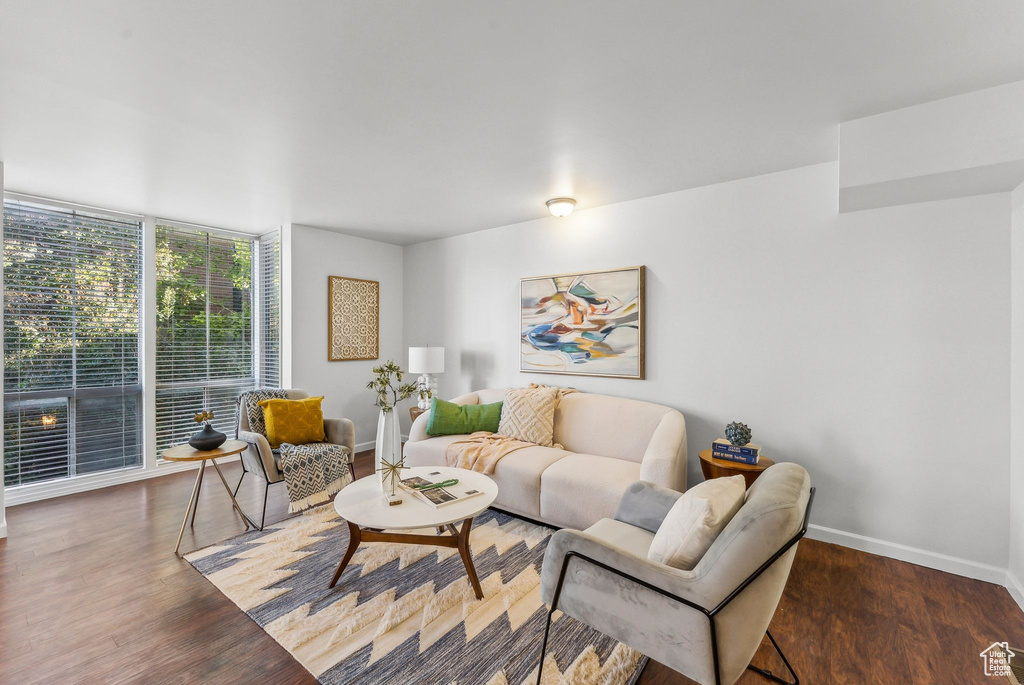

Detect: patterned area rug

[186,506,646,684]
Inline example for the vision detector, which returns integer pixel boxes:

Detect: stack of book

[712,438,761,465]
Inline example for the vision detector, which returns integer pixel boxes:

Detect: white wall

[403,161,1011,572]
[840,80,1024,188]
[839,80,1024,212]
[287,224,404,449]
[1010,182,1024,597]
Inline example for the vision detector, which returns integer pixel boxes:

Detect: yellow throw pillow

[258,396,326,448]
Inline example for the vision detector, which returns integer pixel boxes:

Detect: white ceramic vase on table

[374,409,403,496]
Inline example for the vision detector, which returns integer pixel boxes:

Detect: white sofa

[403,388,687,530]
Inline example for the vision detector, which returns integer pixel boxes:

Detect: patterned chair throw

[237,388,353,513]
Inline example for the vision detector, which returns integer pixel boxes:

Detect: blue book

[712,450,759,465]
[712,438,761,458]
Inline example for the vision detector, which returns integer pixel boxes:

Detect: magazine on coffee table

[399,471,485,509]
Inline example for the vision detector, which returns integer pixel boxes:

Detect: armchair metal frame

[232,395,285,531]
[231,446,278,531]
[537,488,815,685]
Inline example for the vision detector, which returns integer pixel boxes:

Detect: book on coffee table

[399,471,486,509]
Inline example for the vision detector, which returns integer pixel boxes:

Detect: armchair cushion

[614,481,684,534]
[649,475,745,570]
[258,396,326,448]
[586,518,656,559]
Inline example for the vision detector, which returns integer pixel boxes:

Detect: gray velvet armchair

[537,463,814,685]
[234,388,355,528]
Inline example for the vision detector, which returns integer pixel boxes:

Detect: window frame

[153,219,260,456]
[2,193,146,486]
[1,195,283,503]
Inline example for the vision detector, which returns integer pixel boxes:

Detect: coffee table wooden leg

[457,517,483,600]
[329,521,362,588]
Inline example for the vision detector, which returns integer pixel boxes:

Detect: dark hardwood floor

[1,451,1021,684]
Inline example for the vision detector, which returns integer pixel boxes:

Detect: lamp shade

[408,346,445,374]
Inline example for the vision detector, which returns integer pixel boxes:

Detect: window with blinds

[155,224,254,452]
[257,231,281,388]
[3,198,143,487]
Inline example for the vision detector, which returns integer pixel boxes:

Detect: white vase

[374,409,403,495]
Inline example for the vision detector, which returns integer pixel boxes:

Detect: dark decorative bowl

[189,422,227,451]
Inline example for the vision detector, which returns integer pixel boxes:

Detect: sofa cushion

[487,445,571,517]
[498,386,559,446]
[404,435,570,517]
[585,518,656,559]
[648,474,745,570]
[426,397,502,436]
[541,454,642,530]
[553,393,672,463]
[403,435,464,468]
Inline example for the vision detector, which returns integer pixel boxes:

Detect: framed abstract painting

[328,276,379,361]
[520,265,645,379]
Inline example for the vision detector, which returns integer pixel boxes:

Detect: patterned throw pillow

[258,396,327,449]
[241,389,288,437]
[497,386,559,447]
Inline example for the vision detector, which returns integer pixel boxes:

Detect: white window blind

[257,231,281,388]
[3,197,143,486]
[155,224,254,452]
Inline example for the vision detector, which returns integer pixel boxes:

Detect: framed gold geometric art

[328,276,379,361]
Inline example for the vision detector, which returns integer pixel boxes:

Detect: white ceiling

[1,1,1023,244]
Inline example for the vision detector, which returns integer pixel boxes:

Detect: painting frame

[520,265,645,380]
[328,275,380,362]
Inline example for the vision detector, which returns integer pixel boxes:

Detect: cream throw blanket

[445,384,580,474]
[445,432,534,474]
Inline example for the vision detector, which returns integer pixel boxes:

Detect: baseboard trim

[6,435,405,510]
[354,437,407,454]
[0,521,7,539]
[1006,570,1024,613]
[807,523,1007,585]
[4,456,240,508]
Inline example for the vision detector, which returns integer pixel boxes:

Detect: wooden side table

[410,406,426,424]
[163,439,253,555]
[698,449,776,489]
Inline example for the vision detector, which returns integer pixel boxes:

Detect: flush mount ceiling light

[546,198,576,217]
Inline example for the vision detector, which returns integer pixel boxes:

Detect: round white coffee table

[330,466,498,599]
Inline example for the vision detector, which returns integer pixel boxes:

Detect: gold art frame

[328,276,379,361]
[520,265,645,380]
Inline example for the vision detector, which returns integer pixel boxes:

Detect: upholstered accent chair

[537,463,814,685]
[234,388,356,528]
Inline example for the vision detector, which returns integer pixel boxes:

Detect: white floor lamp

[408,346,445,410]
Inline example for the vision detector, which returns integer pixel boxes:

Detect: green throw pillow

[426,397,503,436]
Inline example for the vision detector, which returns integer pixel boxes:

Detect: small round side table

[698,449,776,489]
[163,439,253,555]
